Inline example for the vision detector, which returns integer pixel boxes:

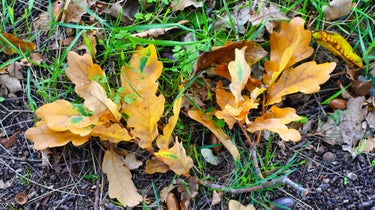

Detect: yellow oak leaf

[263,17,314,86]
[188,110,240,161]
[145,159,170,174]
[102,149,143,207]
[266,61,336,105]
[156,96,183,149]
[91,123,133,143]
[313,30,363,68]
[24,121,90,150]
[120,44,163,97]
[247,106,303,142]
[0,32,36,55]
[154,140,194,176]
[34,100,101,136]
[123,92,165,149]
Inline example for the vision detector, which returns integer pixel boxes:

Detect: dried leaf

[323,0,353,21]
[154,140,194,176]
[211,190,223,206]
[263,17,314,86]
[102,149,143,207]
[188,110,240,160]
[0,32,36,55]
[62,0,87,23]
[25,121,90,150]
[91,123,133,143]
[214,3,251,34]
[228,200,256,210]
[351,79,372,96]
[170,0,203,12]
[132,20,188,38]
[0,131,19,148]
[313,30,363,67]
[78,30,98,57]
[0,179,13,190]
[156,96,183,149]
[266,61,336,105]
[201,148,220,165]
[0,75,22,95]
[357,136,375,154]
[247,106,302,142]
[249,4,289,26]
[145,159,170,174]
[124,153,143,170]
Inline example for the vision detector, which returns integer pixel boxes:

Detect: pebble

[323,178,330,184]
[323,152,336,162]
[317,146,326,156]
[271,197,295,210]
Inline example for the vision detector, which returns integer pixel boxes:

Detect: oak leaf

[323,0,353,21]
[145,159,170,174]
[170,0,203,12]
[266,61,336,105]
[263,17,314,86]
[102,149,143,207]
[247,106,302,142]
[24,121,90,150]
[313,30,363,67]
[229,200,256,210]
[154,140,194,176]
[188,110,240,160]
[0,32,36,55]
[91,123,133,143]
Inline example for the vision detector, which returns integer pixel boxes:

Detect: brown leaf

[170,0,203,12]
[188,110,240,160]
[249,4,289,26]
[247,106,302,142]
[266,61,336,105]
[25,121,90,150]
[78,30,98,57]
[62,0,87,23]
[145,159,170,174]
[0,32,36,55]
[192,40,267,79]
[357,136,375,154]
[102,149,143,207]
[263,17,314,86]
[228,200,256,210]
[0,74,22,96]
[323,0,353,21]
[154,140,194,176]
[0,131,19,148]
[124,153,143,170]
[351,79,372,96]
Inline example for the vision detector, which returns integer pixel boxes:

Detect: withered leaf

[170,0,203,12]
[323,0,353,21]
[145,159,170,174]
[0,32,36,55]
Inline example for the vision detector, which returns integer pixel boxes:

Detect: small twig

[201,176,308,196]
[94,148,104,210]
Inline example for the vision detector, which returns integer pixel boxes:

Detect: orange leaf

[263,17,314,86]
[91,123,133,143]
[154,140,194,176]
[25,121,90,150]
[102,149,143,207]
[0,32,36,55]
[156,95,183,149]
[120,44,163,96]
[313,30,363,67]
[188,110,240,160]
[247,106,302,142]
[266,61,336,105]
[145,159,170,174]
[123,92,165,149]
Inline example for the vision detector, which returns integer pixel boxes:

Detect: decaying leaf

[228,199,256,210]
[145,159,170,174]
[201,148,220,165]
[323,0,353,21]
[247,106,303,142]
[266,61,336,105]
[0,32,36,55]
[214,3,251,34]
[62,0,88,23]
[188,110,240,160]
[249,4,289,33]
[356,136,375,154]
[170,0,203,12]
[154,140,194,176]
[102,149,143,207]
[132,20,188,38]
[313,30,363,67]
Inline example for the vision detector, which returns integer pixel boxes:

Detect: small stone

[316,187,323,194]
[323,178,330,184]
[317,146,326,156]
[347,172,358,180]
[271,197,295,210]
[50,174,57,180]
[323,152,336,162]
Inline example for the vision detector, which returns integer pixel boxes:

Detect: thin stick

[201,176,308,196]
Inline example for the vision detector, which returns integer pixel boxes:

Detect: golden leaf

[154,140,194,176]
[263,17,314,86]
[25,121,90,150]
[313,30,363,67]
[266,61,336,105]
[188,110,240,160]
[145,159,170,174]
[0,32,36,55]
[102,149,143,207]
[91,123,133,143]
[247,106,303,142]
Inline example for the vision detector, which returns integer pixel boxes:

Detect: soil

[1,1,375,210]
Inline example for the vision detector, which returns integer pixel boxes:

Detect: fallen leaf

[62,0,88,23]
[351,79,372,96]
[228,200,256,210]
[247,106,303,142]
[0,75,22,96]
[188,110,240,160]
[0,32,36,55]
[52,0,65,21]
[249,4,289,33]
[323,0,353,21]
[145,159,170,174]
[124,153,143,170]
[25,121,90,150]
[96,0,139,25]
[102,149,143,207]
[211,190,223,206]
[154,140,194,176]
[356,136,375,154]
[263,17,314,86]
[266,61,336,105]
[313,30,363,67]
[214,3,251,34]
[229,47,251,105]
[170,0,203,12]
[0,131,19,148]
[0,178,13,190]
[132,20,189,38]
[78,30,98,57]
[178,176,199,209]
[91,123,133,143]
[201,148,220,165]
[366,111,375,132]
